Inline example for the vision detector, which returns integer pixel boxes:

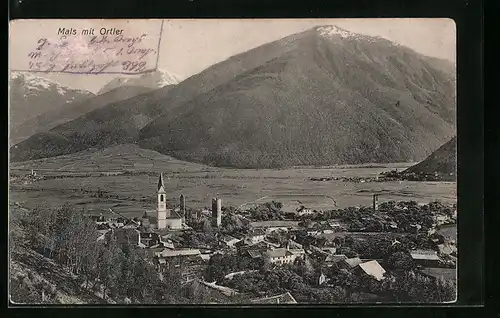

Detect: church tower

[157,173,168,229]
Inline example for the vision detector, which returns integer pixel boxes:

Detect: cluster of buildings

[85,173,456,303]
[10,169,44,185]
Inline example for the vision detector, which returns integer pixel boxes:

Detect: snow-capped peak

[155,69,181,86]
[97,69,182,95]
[12,72,64,95]
[10,72,92,97]
[315,25,385,43]
[316,25,356,39]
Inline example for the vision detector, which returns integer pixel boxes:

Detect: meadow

[10,144,457,219]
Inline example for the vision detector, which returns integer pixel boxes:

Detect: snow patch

[316,25,383,43]
[316,25,355,39]
[10,72,90,96]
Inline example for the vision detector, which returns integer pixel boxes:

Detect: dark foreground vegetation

[9,204,188,304]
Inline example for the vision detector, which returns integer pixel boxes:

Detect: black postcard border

[6,0,486,316]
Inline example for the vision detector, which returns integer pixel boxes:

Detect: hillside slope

[404,136,457,176]
[9,214,108,304]
[139,25,456,168]
[10,85,175,161]
[11,26,456,167]
[10,85,153,145]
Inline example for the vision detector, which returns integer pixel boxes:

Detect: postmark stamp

[10,19,163,74]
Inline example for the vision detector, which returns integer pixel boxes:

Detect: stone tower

[211,197,222,227]
[157,173,168,229]
[373,194,379,212]
[180,194,186,222]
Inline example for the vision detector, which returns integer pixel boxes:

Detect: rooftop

[200,281,239,297]
[158,248,201,258]
[410,250,440,261]
[249,221,300,228]
[325,254,348,263]
[250,292,297,304]
[358,260,386,281]
[266,248,292,258]
[343,257,363,268]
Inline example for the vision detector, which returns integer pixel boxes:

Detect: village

[78,172,458,303]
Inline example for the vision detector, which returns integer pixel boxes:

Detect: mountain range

[9,70,180,146]
[9,72,94,133]
[10,26,456,168]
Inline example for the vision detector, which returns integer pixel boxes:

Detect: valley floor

[9,144,456,220]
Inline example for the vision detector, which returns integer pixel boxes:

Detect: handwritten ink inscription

[21,26,161,74]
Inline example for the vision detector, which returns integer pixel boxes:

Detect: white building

[296,206,314,216]
[265,248,297,265]
[142,173,183,230]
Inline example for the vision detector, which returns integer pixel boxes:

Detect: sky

[10,18,456,93]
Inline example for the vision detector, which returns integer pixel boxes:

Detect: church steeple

[157,173,166,193]
[157,173,169,229]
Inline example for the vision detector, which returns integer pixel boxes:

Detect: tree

[386,251,415,271]
[337,246,358,258]
[98,239,123,300]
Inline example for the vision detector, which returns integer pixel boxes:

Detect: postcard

[9,18,457,305]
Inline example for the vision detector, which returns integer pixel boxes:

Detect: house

[296,205,314,216]
[246,250,263,259]
[265,248,298,265]
[328,219,344,228]
[321,247,337,254]
[96,229,110,241]
[356,260,386,281]
[96,223,111,231]
[139,231,160,248]
[410,249,441,267]
[249,221,300,233]
[338,257,363,270]
[287,240,303,250]
[244,229,266,245]
[433,215,451,226]
[288,248,306,259]
[238,240,272,254]
[122,219,140,229]
[250,292,297,304]
[220,235,241,248]
[105,228,141,247]
[156,248,201,259]
[324,254,348,267]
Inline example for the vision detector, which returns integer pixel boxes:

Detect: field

[9,144,457,219]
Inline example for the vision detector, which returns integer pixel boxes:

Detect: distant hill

[404,136,457,177]
[98,69,181,95]
[9,72,94,132]
[11,26,456,168]
[10,85,153,145]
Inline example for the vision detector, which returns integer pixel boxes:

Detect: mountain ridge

[10,26,456,168]
[9,72,95,131]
